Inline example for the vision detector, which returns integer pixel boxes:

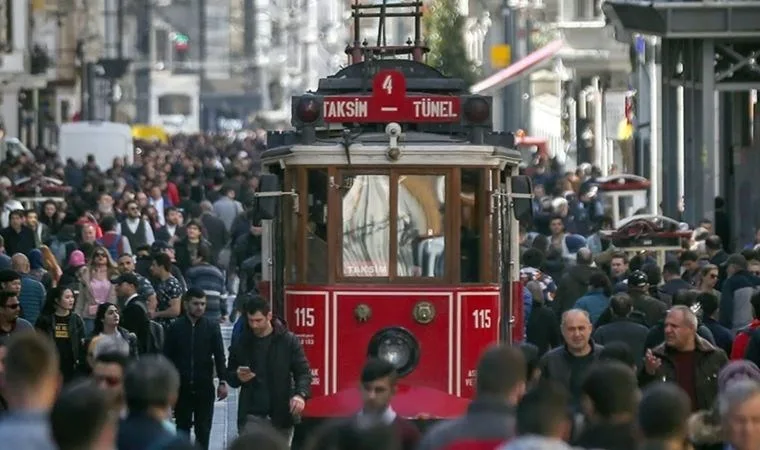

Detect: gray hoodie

[499,435,580,450]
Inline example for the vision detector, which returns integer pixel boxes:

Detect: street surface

[208,323,238,450]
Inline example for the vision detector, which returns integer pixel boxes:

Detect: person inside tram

[307,215,328,283]
[460,203,479,283]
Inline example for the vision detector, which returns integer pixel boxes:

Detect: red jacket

[732,319,760,359]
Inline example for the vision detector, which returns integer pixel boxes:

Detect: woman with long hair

[74,245,119,335]
[34,286,86,383]
[90,302,138,357]
[39,245,62,286]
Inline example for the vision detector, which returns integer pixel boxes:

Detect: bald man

[11,253,46,324]
[539,309,604,404]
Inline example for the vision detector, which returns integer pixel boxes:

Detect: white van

[58,121,133,170]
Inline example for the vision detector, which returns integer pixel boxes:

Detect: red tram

[252,0,532,429]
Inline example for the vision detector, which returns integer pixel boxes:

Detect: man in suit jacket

[113,273,152,354]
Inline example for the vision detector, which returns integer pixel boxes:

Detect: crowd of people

[2,135,760,450]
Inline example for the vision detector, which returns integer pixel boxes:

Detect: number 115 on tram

[252,67,533,427]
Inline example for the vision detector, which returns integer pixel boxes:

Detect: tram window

[461,169,481,282]
[306,169,328,283]
[157,94,192,116]
[284,171,298,283]
[342,174,390,278]
[397,174,446,278]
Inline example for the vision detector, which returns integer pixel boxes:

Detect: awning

[470,40,565,94]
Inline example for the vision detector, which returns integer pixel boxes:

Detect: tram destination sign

[321,70,461,124]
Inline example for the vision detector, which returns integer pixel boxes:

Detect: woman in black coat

[35,286,87,383]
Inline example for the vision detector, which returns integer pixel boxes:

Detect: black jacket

[120,295,151,353]
[638,336,728,411]
[227,319,312,429]
[34,312,86,369]
[572,421,638,450]
[164,314,226,385]
[592,317,650,366]
[526,302,561,356]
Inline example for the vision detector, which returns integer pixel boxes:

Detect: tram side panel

[285,286,500,418]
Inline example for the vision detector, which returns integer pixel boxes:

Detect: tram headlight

[463,96,490,124]
[367,327,420,377]
[295,95,321,123]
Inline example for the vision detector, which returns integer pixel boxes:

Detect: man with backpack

[98,216,132,261]
[114,273,163,354]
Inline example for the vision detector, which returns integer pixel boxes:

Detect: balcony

[557,21,631,75]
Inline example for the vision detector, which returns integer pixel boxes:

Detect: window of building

[157,94,192,115]
[154,28,170,63]
[0,0,10,52]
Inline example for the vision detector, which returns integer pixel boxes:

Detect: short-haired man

[540,309,603,405]
[573,361,638,449]
[164,288,228,450]
[117,355,189,450]
[0,332,60,449]
[638,382,692,447]
[719,379,760,450]
[92,350,130,414]
[418,344,526,450]
[641,305,728,411]
[357,358,421,450]
[721,253,760,331]
[0,291,32,339]
[150,252,184,326]
[500,381,573,450]
[227,295,312,441]
[51,379,119,450]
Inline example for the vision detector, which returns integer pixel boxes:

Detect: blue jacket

[573,290,610,325]
[19,275,45,325]
[184,264,226,321]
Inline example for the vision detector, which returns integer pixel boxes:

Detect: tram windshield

[291,167,497,284]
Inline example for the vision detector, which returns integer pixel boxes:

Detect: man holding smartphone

[227,295,312,443]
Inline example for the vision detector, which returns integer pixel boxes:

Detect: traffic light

[171,32,189,62]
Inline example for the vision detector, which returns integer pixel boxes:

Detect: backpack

[132,301,164,354]
[97,233,122,260]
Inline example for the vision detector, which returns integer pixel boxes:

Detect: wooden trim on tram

[327,166,338,286]
[389,170,399,282]
[296,167,308,284]
[478,167,492,283]
[449,168,462,285]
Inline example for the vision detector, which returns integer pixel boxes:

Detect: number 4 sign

[372,70,406,111]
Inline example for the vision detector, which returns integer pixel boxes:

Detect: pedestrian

[183,245,226,323]
[50,379,120,450]
[720,254,760,331]
[540,309,604,405]
[163,288,228,450]
[498,381,575,450]
[573,361,639,450]
[573,271,612,325]
[9,256,46,325]
[90,302,139,357]
[592,293,649,366]
[91,349,130,414]
[0,332,60,449]
[637,383,693,449]
[0,292,33,338]
[115,253,157,310]
[355,358,421,450]
[150,253,184,327]
[418,344,525,450]
[640,305,728,411]
[34,286,86,383]
[74,245,119,335]
[697,292,734,355]
[117,355,189,450]
[114,272,160,354]
[227,295,312,441]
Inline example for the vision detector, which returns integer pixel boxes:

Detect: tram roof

[261,131,523,168]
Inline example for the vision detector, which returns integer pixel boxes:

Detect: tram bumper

[303,384,470,419]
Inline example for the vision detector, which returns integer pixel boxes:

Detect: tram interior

[290,168,492,284]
